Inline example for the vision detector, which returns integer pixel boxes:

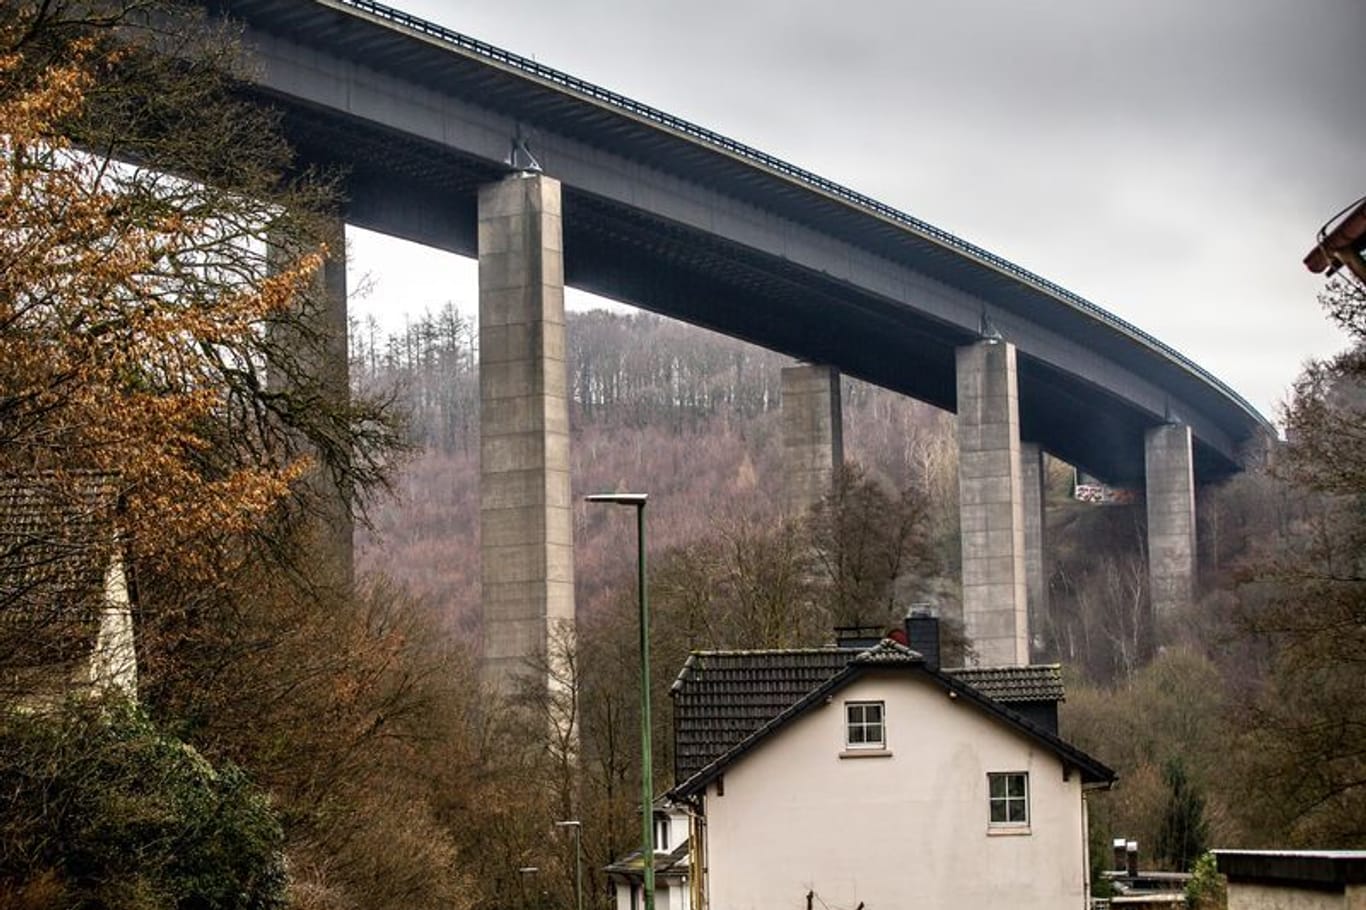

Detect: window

[988,772,1029,826]
[654,815,670,852]
[845,701,885,749]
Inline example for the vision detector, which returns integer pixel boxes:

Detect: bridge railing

[331,0,1267,429]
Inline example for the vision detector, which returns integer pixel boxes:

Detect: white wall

[701,669,1088,910]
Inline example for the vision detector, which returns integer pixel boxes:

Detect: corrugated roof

[670,644,1067,784]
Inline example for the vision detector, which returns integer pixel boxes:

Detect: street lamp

[583,492,654,910]
[517,866,540,910]
[554,820,583,910]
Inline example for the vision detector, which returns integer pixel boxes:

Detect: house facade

[606,802,693,910]
[666,633,1114,910]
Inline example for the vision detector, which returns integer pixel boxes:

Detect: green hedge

[0,700,287,910]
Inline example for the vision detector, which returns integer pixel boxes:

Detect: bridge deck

[208,0,1271,483]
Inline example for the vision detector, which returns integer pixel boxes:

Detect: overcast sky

[349,0,1366,424]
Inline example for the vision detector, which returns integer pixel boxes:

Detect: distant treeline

[351,305,900,452]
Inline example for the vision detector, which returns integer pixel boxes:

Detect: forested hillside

[351,306,959,638]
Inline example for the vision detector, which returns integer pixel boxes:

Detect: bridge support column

[478,174,575,695]
[1020,442,1047,659]
[1145,423,1196,616]
[781,364,844,515]
[956,340,1029,667]
[269,217,353,586]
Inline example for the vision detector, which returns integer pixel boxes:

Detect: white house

[663,623,1114,910]
[605,800,693,910]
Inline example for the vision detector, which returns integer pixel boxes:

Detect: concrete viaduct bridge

[204,0,1272,681]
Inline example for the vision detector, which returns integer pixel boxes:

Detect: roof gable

[669,642,1114,798]
[671,644,1066,783]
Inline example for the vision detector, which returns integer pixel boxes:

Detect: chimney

[1112,838,1127,872]
[834,625,886,650]
[905,605,940,671]
[1126,840,1139,878]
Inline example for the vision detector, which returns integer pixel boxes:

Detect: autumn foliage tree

[0,3,479,908]
[0,0,402,581]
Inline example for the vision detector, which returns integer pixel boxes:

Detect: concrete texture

[479,174,575,694]
[316,222,353,584]
[1020,442,1047,660]
[268,218,353,586]
[956,340,1029,667]
[1145,423,1196,616]
[781,364,844,515]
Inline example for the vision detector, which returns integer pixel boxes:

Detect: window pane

[1008,775,1025,798]
[1008,799,1027,823]
[990,775,1007,799]
[849,725,865,744]
[866,704,883,724]
[990,800,1008,823]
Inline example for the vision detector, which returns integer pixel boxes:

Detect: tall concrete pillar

[781,363,844,515]
[269,217,352,585]
[478,174,574,695]
[1020,442,1047,659]
[1144,423,1196,615]
[956,340,1029,667]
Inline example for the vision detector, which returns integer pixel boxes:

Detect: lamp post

[554,820,583,910]
[583,492,653,910]
[517,866,540,910]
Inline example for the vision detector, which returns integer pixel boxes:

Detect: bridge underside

[275,101,1227,486]
[195,0,1276,685]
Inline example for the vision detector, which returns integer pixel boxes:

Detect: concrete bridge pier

[781,363,844,516]
[1144,423,1196,616]
[1020,441,1048,659]
[956,339,1029,667]
[478,174,575,695]
[269,216,353,586]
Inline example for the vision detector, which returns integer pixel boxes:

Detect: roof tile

[671,643,1065,783]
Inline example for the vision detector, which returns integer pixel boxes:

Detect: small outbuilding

[1215,851,1366,910]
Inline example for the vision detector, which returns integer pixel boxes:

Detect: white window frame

[654,815,670,852]
[844,700,886,750]
[988,771,1030,827]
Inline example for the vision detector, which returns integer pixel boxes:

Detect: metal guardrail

[328,0,1269,429]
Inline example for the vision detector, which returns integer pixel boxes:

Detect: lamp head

[584,492,648,506]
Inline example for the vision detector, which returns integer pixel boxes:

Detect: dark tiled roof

[670,644,1065,783]
[951,664,1064,702]
[670,648,854,784]
[0,473,122,689]
[603,841,690,878]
